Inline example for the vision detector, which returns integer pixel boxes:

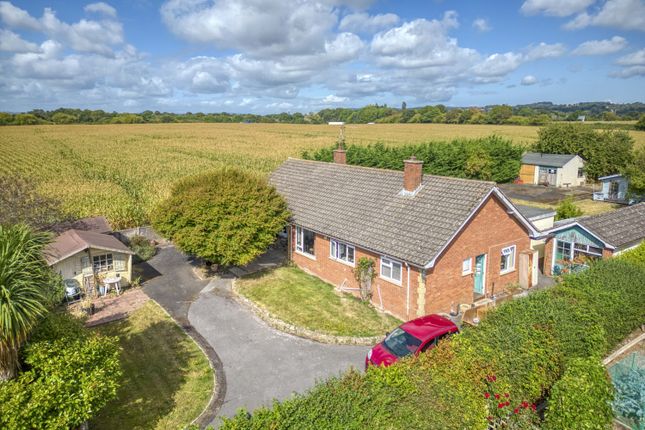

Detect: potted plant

[80,297,95,315]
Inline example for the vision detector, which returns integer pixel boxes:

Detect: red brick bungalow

[269,152,541,321]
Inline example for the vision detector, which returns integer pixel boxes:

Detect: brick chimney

[333,147,346,164]
[403,156,423,193]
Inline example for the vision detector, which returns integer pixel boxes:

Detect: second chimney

[403,156,423,193]
[333,148,346,164]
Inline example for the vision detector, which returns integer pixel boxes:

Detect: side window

[420,338,437,352]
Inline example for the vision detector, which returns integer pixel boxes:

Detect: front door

[474,254,486,295]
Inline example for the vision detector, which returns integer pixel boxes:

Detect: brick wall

[421,195,531,315]
[290,227,419,321]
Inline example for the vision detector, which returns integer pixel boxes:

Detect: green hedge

[544,357,614,429]
[0,312,121,429]
[301,136,523,183]
[221,258,645,429]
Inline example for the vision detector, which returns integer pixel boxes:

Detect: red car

[365,314,459,368]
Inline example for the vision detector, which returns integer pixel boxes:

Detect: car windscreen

[383,327,422,358]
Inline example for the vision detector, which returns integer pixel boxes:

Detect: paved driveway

[143,247,368,426]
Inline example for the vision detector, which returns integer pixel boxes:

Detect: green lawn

[236,266,401,337]
[90,301,213,430]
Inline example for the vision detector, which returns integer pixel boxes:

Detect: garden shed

[519,152,586,187]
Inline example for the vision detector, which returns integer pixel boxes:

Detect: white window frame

[92,253,113,272]
[462,257,472,276]
[380,256,402,285]
[500,245,516,275]
[329,239,355,266]
[295,226,315,258]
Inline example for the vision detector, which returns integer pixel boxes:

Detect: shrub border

[231,279,382,346]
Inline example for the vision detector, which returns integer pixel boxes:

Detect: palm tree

[0,224,50,381]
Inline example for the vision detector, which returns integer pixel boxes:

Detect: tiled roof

[577,203,645,249]
[269,158,498,267]
[44,229,134,266]
[521,152,578,168]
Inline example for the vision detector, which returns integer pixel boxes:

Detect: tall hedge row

[301,136,524,183]
[221,256,645,430]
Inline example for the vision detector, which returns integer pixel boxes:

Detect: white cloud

[322,94,348,103]
[572,36,627,55]
[370,12,479,70]
[472,18,491,32]
[339,12,399,33]
[0,1,41,30]
[161,0,339,57]
[84,2,117,18]
[524,42,567,60]
[472,52,523,81]
[520,0,594,17]
[521,75,538,85]
[565,0,645,31]
[616,48,645,66]
[0,28,39,52]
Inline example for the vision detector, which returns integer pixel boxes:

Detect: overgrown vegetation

[532,123,634,180]
[236,266,400,337]
[129,234,156,262]
[555,197,583,220]
[152,168,289,266]
[303,136,523,182]
[222,257,645,429]
[0,312,121,429]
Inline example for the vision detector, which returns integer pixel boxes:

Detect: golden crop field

[1,123,643,228]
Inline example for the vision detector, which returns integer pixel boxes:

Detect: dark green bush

[618,241,645,268]
[302,136,523,183]
[0,312,121,429]
[221,258,645,429]
[543,357,614,429]
[129,234,156,261]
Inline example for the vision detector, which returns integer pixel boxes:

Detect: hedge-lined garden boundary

[302,136,523,183]
[221,250,645,429]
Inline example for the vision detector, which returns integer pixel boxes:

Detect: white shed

[519,153,586,188]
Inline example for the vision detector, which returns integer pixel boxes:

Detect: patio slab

[84,288,150,327]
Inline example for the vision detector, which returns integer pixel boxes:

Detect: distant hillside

[1,101,644,126]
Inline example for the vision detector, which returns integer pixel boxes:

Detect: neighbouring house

[519,152,586,187]
[542,203,645,276]
[593,174,632,204]
[269,154,541,320]
[44,229,135,293]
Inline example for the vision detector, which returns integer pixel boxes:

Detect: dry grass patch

[236,266,401,337]
[90,301,213,430]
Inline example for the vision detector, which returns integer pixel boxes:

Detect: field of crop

[1,123,643,228]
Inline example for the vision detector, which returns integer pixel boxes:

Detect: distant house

[269,154,540,320]
[328,121,345,125]
[593,174,630,204]
[577,115,586,122]
[44,229,135,293]
[542,203,645,276]
[519,152,586,187]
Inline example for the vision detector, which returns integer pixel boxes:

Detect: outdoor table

[103,276,122,296]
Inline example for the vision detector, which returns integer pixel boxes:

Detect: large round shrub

[152,169,289,266]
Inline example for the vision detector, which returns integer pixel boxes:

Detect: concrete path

[143,246,368,427]
[189,276,368,426]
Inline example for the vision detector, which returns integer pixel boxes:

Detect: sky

[0,0,644,113]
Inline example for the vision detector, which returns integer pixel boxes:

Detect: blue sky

[0,0,643,113]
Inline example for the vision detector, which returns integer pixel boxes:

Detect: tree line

[2,102,644,127]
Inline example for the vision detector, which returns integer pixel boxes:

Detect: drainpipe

[405,262,410,320]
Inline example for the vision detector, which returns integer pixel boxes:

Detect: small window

[295,226,315,257]
[556,240,572,261]
[92,253,113,272]
[330,239,355,265]
[577,168,584,178]
[380,257,402,284]
[462,257,472,275]
[500,245,516,274]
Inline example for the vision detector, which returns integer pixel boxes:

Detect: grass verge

[236,266,401,337]
[90,300,214,430]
